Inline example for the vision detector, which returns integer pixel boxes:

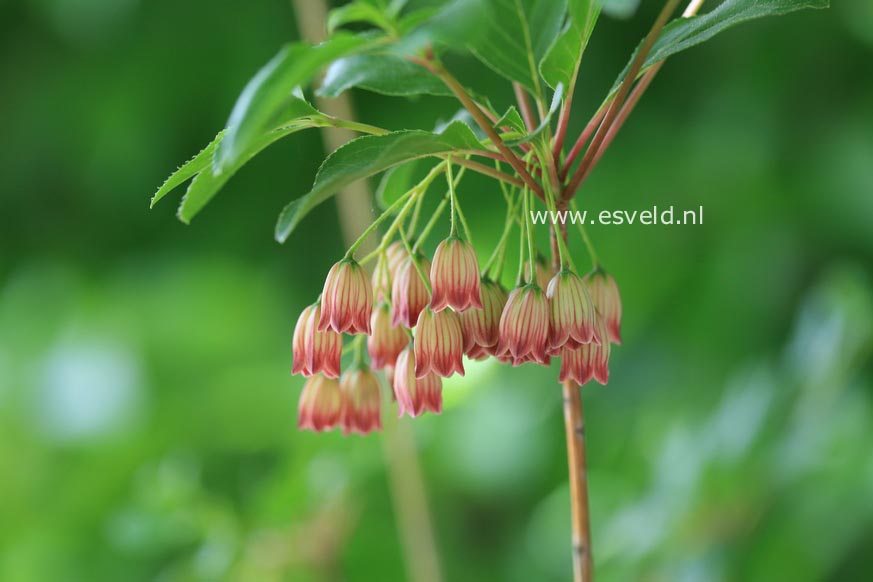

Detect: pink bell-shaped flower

[340,366,382,435]
[584,269,622,345]
[394,347,443,417]
[430,236,482,312]
[547,270,597,351]
[391,255,432,328]
[319,258,373,335]
[414,307,465,378]
[460,278,507,357]
[497,284,550,364]
[297,374,343,432]
[558,314,611,385]
[368,301,409,369]
[292,303,341,378]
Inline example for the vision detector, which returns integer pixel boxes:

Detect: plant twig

[564,0,683,199]
[514,82,537,132]
[563,381,593,582]
[410,55,544,200]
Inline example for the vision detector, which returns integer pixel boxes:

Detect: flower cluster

[292,237,622,435]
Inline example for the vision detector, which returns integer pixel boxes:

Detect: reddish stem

[560,105,608,183]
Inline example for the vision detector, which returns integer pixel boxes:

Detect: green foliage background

[1,0,872,580]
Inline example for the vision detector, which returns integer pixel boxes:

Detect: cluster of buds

[292,240,622,435]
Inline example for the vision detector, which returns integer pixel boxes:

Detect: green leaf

[151,130,225,208]
[375,159,424,210]
[466,0,568,93]
[328,1,395,34]
[215,35,372,172]
[318,52,452,98]
[506,84,563,146]
[178,124,312,223]
[152,96,322,220]
[540,0,600,90]
[494,106,527,134]
[275,121,482,242]
[609,0,830,97]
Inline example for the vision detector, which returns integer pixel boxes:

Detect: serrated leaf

[494,106,527,134]
[215,35,372,172]
[466,0,568,93]
[506,84,563,146]
[275,121,483,242]
[608,0,830,98]
[318,52,451,98]
[151,130,225,208]
[178,123,313,223]
[540,0,600,91]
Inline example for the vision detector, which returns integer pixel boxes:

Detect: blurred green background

[2,1,872,581]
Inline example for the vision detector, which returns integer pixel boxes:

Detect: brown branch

[410,55,544,200]
[560,104,608,183]
[450,156,525,188]
[514,82,537,132]
[563,380,593,582]
[564,0,683,199]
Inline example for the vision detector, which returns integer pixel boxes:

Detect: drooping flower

[547,270,597,351]
[497,284,550,365]
[340,367,382,435]
[391,255,432,328]
[558,313,611,385]
[460,278,507,357]
[414,307,465,378]
[584,269,622,344]
[394,347,443,417]
[371,241,410,302]
[368,301,409,369]
[292,303,341,378]
[297,374,343,432]
[430,236,482,312]
[319,258,373,335]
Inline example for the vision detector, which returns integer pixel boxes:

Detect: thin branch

[564,0,683,199]
[563,381,593,582]
[514,82,537,132]
[449,156,525,188]
[560,103,608,182]
[410,55,544,200]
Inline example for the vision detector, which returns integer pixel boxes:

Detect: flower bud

[391,255,432,328]
[292,303,341,378]
[498,284,550,364]
[584,269,622,345]
[547,270,597,351]
[430,236,482,312]
[368,301,409,369]
[319,258,373,335]
[558,314,610,385]
[394,347,443,417]
[340,367,382,435]
[297,374,343,432]
[414,307,465,378]
[460,279,507,356]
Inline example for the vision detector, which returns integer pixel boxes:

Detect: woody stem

[563,380,593,582]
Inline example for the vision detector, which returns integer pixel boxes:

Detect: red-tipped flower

[340,367,382,435]
[461,278,507,357]
[584,269,622,344]
[394,347,443,417]
[391,255,432,328]
[430,236,482,312]
[547,270,597,351]
[371,241,409,302]
[292,303,341,378]
[498,284,550,365]
[319,258,373,334]
[297,374,343,432]
[414,307,465,378]
[368,301,409,369]
[558,314,611,385]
